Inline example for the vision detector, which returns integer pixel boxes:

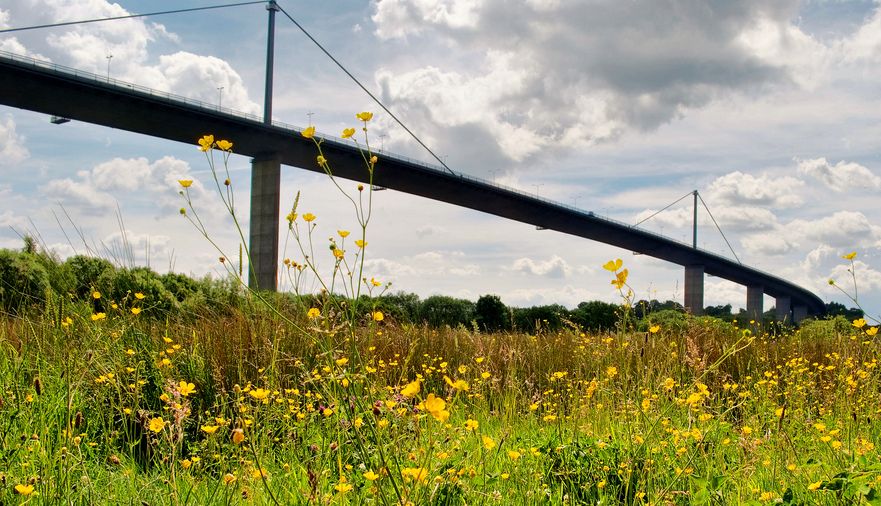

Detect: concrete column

[746,285,764,322]
[775,296,791,323]
[793,305,808,324]
[249,155,281,291]
[684,265,704,315]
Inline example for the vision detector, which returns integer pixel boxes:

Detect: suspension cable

[633,190,695,227]
[276,4,456,175]
[697,192,741,264]
[0,2,266,34]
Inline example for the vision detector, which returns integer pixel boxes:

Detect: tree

[571,300,618,331]
[475,294,509,332]
[419,295,475,328]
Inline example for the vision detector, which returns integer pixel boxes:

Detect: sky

[2,0,881,316]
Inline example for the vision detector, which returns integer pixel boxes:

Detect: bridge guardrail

[2,49,760,273]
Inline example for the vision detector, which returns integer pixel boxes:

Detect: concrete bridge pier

[248,155,281,291]
[793,305,808,324]
[775,296,791,323]
[684,265,704,315]
[746,285,764,322]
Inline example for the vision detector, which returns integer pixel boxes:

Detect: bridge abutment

[746,285,764,322]
[249,155,281,291]
[684,265,704,315]
[793,305,808,324]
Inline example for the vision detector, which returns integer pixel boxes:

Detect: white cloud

[509,255,571,278]
[0,115,29,165]
[706,171,804,208]
[41,177,117,211]
[797,157,881,192]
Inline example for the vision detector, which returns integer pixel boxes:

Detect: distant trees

[474,294,509,332]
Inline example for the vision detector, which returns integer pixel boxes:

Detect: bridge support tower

[746,285,763,322]
[775,296,791,323]
[793,305,808,324]
[684,265,704,315]
[249,155,281,290]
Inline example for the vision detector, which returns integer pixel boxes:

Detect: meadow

[2,117,881,505]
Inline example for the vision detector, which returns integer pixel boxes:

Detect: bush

[97,266,177,315]
[571,300,618,331]
[65,255,115,300]
[474,294,509,332]
[0,249,50,313]
[419,295,474,328]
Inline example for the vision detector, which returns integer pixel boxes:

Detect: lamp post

[217,86,224,108]
[307,111,314,126]
[105,54,113,80]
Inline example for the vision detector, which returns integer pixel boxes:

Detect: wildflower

[603,258,623,271]
[606,366,618,378]
[316,155,327,165]
[178,381,196,397]
[400,379,421,398]
[286,211,297,223]
[363,470,380,481]
[181,459,192,469]
[148,417,166,433]
[178,179,193,188]
[649,324,660,333]
[201,424,219,434]
[303,213,316,222]
[843,251,857,260]
[611,269,629,288]
[370,155,378,164]
[423,394,450,422]
[223,473,237,485]
[134,292,145,299]
[333,248,345,259]
[92,290,101,299]
[853,318,867,329]
[301,126,315,139]
[507,450,522,460]
[338,230,350,238]
[481,371,491,379]
[465,419,479,431]
[335,476,353,493]
[482,435,496,450]
[401,467,428,483]
[663,377,675,390]
[198,135,214,151]
[216,139,233,151]
[335,357,349,367]
[867,327,878,336]
[444,376,470,391]
[307,308,320,319]
[372,311,384,322]
[91,312,106,321]
[232,428,245,445]
[808,481,822,491]
[355,239,367,248]
[342,127,356,139]
[371,277,382,286]
[249,388,270,400]
[131,307,141,315]
[15,484,35,496]
[356,111,374,122]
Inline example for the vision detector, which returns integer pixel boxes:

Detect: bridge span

[0,51,826,320]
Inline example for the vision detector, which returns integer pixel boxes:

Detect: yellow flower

[334,476,353,493]
[181,459,192,469]
[286,211,297,223]
[807,481,822,491]
[482,435,496,450]
[307,307,320,319]
[232,428,245,445]
[338,230,350,238]
[371,277,382,286]
[333,248,345,259]
[301,126,315,139]
[603,258,623,271]
[303,213,316,222]
[342,127,356,139]
[92,290,101,299]
[178,179,193,188]
[853,318,867,329]
[335,357,349,367]
[370,155,378,164]
[355,239,367,248]
[201,424,219,434]
[216,139,233,151]
[249,388,270,400]
[356,111,374,122]
[507,450,521,460]
[465,419,479,431]
[223,473,237,485]
[363,470,380,481]
[423,393,450,422]
[91,312,106,321]
[131,307,141,315]
[317,155,327,165]
[843,251,857,260]
[15,484,35,496]
[148,417,166,433]
[134,292,145,300]
[611,268,629,289]
[400,379,421,398]
[444,375,470,391]
[372,311,384,322]
[649,324,660,333]
[198,134,214,151]
[178,381,196,397]
[866,326,878,336]
[606,366,618,378]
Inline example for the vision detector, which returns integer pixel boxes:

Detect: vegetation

[2,115,878,504]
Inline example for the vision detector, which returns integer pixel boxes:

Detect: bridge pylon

[684,265,704,315]
[248,155,281,290]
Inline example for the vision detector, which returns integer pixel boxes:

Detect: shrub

[0,249,50,313]
[474,294,509,332]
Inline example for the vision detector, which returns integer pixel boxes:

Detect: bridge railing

[2,49,754,270]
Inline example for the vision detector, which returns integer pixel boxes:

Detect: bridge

[0,9,826,322]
